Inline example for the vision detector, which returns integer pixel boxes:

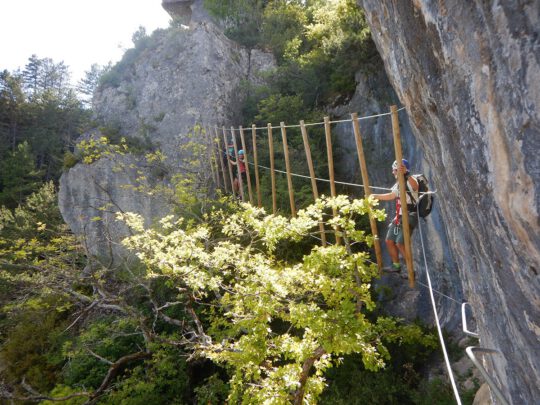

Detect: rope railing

[212,107,407,133]
[244,159,438,198]
[248,161,394,192]
[211,105,414,275]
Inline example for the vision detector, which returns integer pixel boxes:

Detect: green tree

[0,183,85,397]
[22,55,72,101]
[204,0,267,48]
[119,196,436,404]
[0,70,25,153]
[22,54,42,97]
[260,1,307,62]
[1,56,91,183]
[77,63,108,107]
[0,141,42,207]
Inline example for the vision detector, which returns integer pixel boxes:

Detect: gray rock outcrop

[59,152,170,265]
[161,0,211,25]
[359,1,540,403]
[93,22,273,164]
[60,19,274,265]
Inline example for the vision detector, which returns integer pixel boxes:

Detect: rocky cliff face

[92,21,273,165]
[359,1,540,403]
[59,11,274,265]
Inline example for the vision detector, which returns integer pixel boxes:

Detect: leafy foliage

[117,195,437,403]
[0,183,85,397]
[0,141,42,207]
[204,0,267,48]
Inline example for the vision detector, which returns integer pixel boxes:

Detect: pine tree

[77,64,107,107]
[0,70,25,153]
[0,141,42,208]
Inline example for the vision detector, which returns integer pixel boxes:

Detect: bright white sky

[0,0,171,83]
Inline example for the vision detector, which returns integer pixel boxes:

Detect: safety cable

[212,107,406,133]
[416,279,461,304]
[416,197,463,405]
[247,161,394,192]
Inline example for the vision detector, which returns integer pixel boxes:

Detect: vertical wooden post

[324,116,341,245]
[215,127,228,192]
[231,127,244,201]
[351,113,383,273]
[205,126,218,186]
[213,144,222,189]
[207,126,221,188]
[252,124,262,208]
[390,105,414,287]
[239,126,254,205]
[280,122,296,217]
[300,120,326,246]
[267,123,277,214]
[222,127,236,197]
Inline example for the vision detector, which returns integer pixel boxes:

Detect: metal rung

[461,302,479,338]
[465,347,510,405]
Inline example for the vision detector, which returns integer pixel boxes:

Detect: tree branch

[293,346,326,405]
[89,351,152,401]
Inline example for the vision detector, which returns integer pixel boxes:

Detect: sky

[0,0,172,83]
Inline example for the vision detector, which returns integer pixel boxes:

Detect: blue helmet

[392,159,410,172]
[238,149,244,155]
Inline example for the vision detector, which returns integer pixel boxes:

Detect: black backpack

[407,174,434,218]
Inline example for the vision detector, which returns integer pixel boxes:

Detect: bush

[63,151,79,169]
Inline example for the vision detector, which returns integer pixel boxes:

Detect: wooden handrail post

[300,120,326,246]
[231,127,245,202]
[222,127,236,197]
[390,105,414,287]
[239,126,254,205]
[280,122,296,217]
[205,126,218,186]
[268,123,277,214]
[324,116,341,245]
[252,124,262,207]
[351,113,383,273]
[211,129,221,189]
[215,127,228,192]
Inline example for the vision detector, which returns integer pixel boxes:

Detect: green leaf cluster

[117,195,437,403]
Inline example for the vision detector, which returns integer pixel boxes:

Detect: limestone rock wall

[92,22,273,164]
[59,153,170,265]
[358,1,540,403]
[60,21,274,265]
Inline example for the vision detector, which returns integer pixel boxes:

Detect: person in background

[371,159,418,274]
[230,149,246,196]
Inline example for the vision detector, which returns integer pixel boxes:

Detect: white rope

[248,161,394,192]
[211,107,406,133]
[416,279,461,304]
[416,201,463,405]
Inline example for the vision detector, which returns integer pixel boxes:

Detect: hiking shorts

[386,214,418,244]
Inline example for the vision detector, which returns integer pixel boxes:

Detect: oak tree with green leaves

[119,196,436,404]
